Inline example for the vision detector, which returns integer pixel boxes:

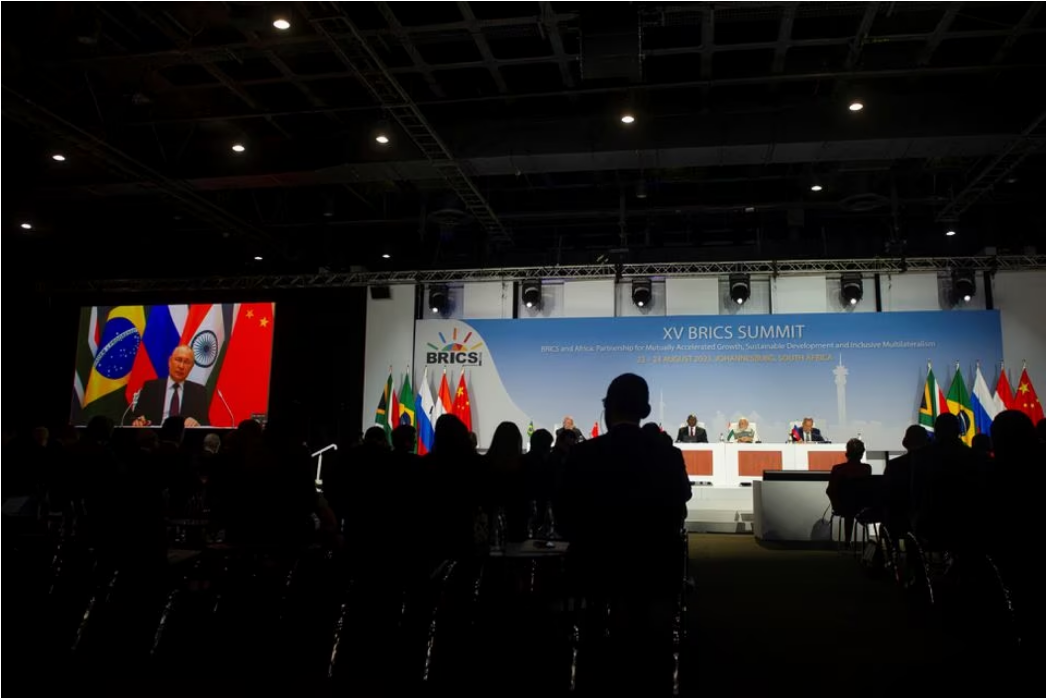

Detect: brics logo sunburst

[426,327,484,366]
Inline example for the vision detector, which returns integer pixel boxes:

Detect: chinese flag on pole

[1015,367,1044,424]
[453,370,472,432]
[210,302,275,426]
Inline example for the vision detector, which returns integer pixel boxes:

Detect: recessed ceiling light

[273,18,291,30]
[375,134,390,145]
[810,184,823,192]
[20,222,32,230]
[253,255,263,261]
[51,154,66,162]
[945,229,957,237]
[232,143,246,153]
[850,297,858,306]
[382,253,391,259]
[849,101,864,112]
[620,114,635,124]
[963,294,972,302]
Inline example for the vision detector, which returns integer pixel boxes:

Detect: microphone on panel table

[121,389,142,427]
[216,389,235,427]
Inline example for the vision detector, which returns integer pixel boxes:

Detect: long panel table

[679,443,846,487]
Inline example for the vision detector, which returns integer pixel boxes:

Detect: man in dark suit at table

[132,345,209,427]
[676,414,708,443]
[793,417,826,443]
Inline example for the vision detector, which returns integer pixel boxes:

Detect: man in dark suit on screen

[793,417,826,442]
[676,414,708,443]
[132,345,209,427]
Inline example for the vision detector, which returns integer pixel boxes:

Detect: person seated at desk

[791,417,826,443]
[676,415,708,443]
[730,417,756,443]
[556,416,585,443]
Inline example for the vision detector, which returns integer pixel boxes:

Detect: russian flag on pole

[415,368,435,455]
[971,364,1002,435]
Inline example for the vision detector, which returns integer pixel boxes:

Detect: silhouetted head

[433,414,471,456]
[31,426,49,447]
[160,415,186,444]
[391,424,416,453]
[237,419,263,438]
[363,425,388,447]
[603,373,651,427]
[971,433,992,456]
[203,433,221,454]
[902,425,929,452]
[488,421,523,466]
[846,438,865,461]
[86,415,114,444]
[641,422,663,441]
[529,428,553,455]
[991,410,1037,461]
[1037,418,1046,444]
[934,413,961,442]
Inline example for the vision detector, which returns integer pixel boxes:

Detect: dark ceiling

[4,1,1046,284]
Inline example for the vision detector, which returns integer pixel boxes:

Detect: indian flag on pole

[918,363,948,433]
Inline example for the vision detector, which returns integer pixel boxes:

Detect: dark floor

[684,534,1021,697]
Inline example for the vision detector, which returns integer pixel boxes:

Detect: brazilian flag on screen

[946,366,975,446]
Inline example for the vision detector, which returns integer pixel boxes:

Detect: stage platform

[685,485,754,534]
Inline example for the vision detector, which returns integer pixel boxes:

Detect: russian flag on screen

[971,365,1002,435]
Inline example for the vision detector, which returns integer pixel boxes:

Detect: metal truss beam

[48,256,1046,294]
[300,1,511,246]
[935,108,1046,222]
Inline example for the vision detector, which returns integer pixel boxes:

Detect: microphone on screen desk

[121,389,142,427]
[216,389,235,427]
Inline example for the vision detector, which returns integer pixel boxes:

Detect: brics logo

[426,327,484,366]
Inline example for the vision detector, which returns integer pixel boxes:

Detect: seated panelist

[731,417,756,443]
[556,415,585,443]
[676,415,708,443]
[791,417,826,443]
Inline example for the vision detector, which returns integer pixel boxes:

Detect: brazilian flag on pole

[399,370,415,428]
[946,363,975,446]
[375,367,394,443]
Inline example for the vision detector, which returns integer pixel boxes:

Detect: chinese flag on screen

[211,302,275,426]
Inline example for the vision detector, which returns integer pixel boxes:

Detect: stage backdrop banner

[71,303,276,428]
[413,311,1003,451]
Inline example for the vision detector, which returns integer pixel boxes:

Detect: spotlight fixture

[620,114,636,124]
[429,285,449,315]
[232,143,246,153]
[729,273,751,305]
[381,253,391,259]
[848,101,864,112]
[952,270,976,304]
[841,274,864,307]
[20,222,32,230]
[521,279,542,309]
[253,255,263,261]
[945,229,957,237]
[375,134,390,145]
[51,154,66,162]
[631,278,652,308]
[810,184,823,192]
[273,18,291,30]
